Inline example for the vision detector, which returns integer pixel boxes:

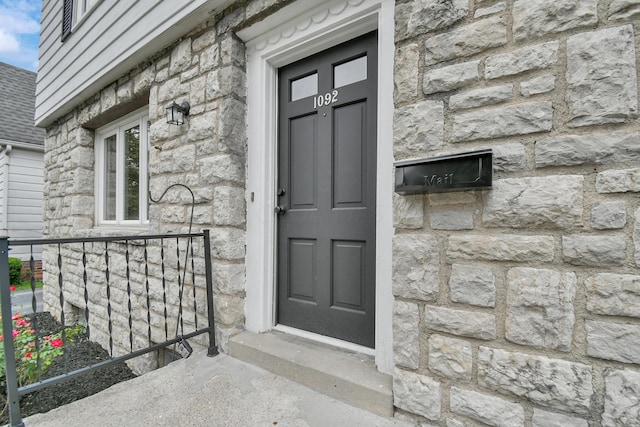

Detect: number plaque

[313,90,339,109]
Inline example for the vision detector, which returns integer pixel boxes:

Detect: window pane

[334,56,367,88]
[104,135,117,220]
[291,73,318,101]
[124,125,140,220]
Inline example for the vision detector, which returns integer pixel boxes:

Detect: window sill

[82,225,152,238]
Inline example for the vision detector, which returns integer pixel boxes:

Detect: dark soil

[1,312,137,424]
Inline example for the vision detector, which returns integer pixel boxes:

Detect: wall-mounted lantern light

[166,101,190,125]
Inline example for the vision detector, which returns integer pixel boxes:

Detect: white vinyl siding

[36,0,233,127]
[5,148,44,261]
[0,149,6,232]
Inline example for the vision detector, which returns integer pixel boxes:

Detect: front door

[276,32,378,348]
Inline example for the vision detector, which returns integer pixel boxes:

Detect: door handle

[275,205,287,215]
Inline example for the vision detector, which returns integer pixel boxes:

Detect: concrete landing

[24,352,407,427]
[228,330,394,417]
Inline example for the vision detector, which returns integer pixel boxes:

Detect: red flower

[9,286,16,292]
[24,352,31,359]
[15,319,28,327]
[12,313,21,321]
[50,339,63,348]
[12,329,19,338]
[0,334,3,342]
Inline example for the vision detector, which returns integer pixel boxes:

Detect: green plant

[0,312,84,386]
[16,326,64,384]
[7,258,22,286]
[14,280,44,292]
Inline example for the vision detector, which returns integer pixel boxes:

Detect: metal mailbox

[395,149,492,194]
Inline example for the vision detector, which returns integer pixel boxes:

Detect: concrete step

[228,330,393,417]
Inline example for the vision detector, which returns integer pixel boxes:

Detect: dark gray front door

[277,32,377,348]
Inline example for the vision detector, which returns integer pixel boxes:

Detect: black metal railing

[0,230,218,427]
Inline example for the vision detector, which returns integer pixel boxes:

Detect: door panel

[277,31,377,348]
[333,101,366,207]
[288,239,317,302]
[289,114,318,209]
[332,240,366,311]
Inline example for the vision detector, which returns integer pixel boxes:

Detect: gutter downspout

[0,144,11,234]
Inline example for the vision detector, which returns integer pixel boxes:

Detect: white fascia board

[0,139,44,152]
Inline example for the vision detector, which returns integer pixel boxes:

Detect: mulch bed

[1,312,137,424]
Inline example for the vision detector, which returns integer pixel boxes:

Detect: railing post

[202,230,218,357]
[0,237,25,427]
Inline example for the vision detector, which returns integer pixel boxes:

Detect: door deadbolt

[275,205,287,215]
[277,187,286,196]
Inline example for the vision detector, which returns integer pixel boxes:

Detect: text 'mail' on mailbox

[394,149,492,194]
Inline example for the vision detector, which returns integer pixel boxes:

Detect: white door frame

[238,0,395,374]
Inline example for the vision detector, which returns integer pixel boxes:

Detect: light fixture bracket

[166,101,190,125]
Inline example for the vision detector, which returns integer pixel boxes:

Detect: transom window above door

[288,53,369,102]
[95,107,149,226]
[290,73,318,101]
[334,55,367,88]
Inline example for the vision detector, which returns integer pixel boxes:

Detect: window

[75,0,100,23]
[290,73,318,101]
[61,0,101,41]
[95,108,149,226]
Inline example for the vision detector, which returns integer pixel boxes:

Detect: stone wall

[393,0,640,425]
[41,0,640,421]
[41,4,252,371]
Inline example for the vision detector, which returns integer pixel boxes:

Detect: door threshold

[274,324,375,356]
[228,330,393,416]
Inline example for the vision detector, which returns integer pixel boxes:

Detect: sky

[0,0,42,71]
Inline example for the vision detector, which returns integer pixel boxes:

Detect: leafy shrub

[8,258,22,286]
[0,312,83,385]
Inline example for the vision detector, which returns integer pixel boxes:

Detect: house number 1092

[313,90,339,109]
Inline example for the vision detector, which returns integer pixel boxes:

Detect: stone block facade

[41,0,640,423]
[42,8,248,372]
[393,0,640,425]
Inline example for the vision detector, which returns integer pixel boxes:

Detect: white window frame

[94,107,149,227]
[73,0,101,27]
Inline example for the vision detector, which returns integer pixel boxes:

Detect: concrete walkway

[24,351,409,427]
[12,288,43,314]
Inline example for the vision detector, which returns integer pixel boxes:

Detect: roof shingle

[0,62,45,146]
